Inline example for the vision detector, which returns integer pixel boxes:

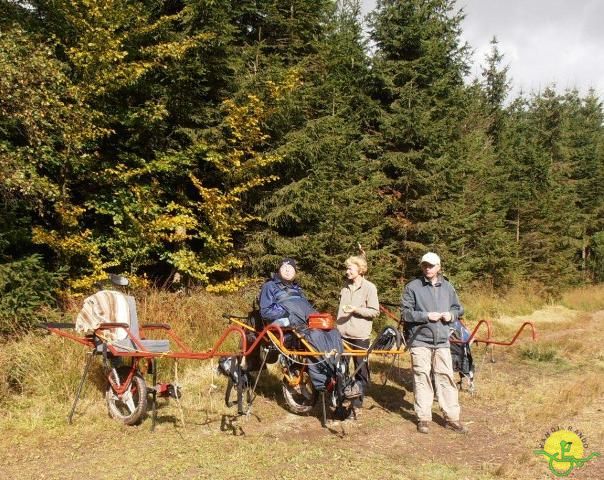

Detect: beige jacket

[336,278,379,339]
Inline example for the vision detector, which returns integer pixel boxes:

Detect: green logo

[534,427,600,477]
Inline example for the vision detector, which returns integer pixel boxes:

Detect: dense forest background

[1,0,603,331]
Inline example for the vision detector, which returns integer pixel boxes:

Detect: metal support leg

[68,351,94,424]
[151,359,158,432]
[236,357,244,415]
[245,350,269,415]
[321,391,327,428]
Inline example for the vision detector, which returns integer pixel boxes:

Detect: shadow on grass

[241,367,385,436]
[366,362,446,427]
[220,414,246,436]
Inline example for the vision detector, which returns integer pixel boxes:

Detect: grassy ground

[1,286,603,479]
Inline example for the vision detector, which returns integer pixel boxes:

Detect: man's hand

[428,312,441,322]
[441,312,452,322]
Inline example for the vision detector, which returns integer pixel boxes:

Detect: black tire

[223,356,253,415]
[282,363,318,414]
[106,366,147,425]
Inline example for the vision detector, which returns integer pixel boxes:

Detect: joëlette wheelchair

[41,275,249,430]
[221,310,404,426]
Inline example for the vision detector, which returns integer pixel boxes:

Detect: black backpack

[371,326,402,351]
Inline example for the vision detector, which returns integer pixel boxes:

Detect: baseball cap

[420,252,441,266]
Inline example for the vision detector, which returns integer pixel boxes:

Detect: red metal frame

[451,319,492,344]
[46,323,251,360]
[379,304,400,325]
[46,304,537,368]
[379,305,536,347]
[476,321,537,346]
[107,363,138,396]
[46,302,538,428]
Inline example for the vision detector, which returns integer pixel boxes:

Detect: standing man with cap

[401,252,467,434]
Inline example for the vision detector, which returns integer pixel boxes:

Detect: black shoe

[445,420,468,434]
[343,382,362,399]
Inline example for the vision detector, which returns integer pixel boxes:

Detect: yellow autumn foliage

[22,3,301,293]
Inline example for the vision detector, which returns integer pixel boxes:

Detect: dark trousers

[343,337,370,407]
[303,328,344,391]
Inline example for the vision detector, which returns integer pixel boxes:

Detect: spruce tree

[369,0,507,288]
[560,91,604,281]
[480,37,511,143]
[498,89,583,291]
[242,0,388,307]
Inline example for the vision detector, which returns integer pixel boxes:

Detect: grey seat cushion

[93,296,170,354]
[96,338,170,354]
[138,339,170,353]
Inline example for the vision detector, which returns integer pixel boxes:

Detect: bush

[518,344,560,363]
[0,254,63,336]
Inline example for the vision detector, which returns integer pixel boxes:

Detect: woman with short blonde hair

[337,255,379,411]
[345,255,367,276]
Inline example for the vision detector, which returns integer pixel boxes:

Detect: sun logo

[534,427,600,477]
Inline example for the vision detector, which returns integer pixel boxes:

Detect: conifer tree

[480,37,511,143]
[242,0,388,306]
[497,88,584,290]
[369,0,522,289]
[432,85,519,288]
[560,91,604,281]
[3,0,604,300]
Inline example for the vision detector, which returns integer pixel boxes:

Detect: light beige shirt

[336,277,379,339]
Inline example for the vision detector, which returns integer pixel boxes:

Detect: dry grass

[135,286,258,350]
[471,317,604,469]
[2,283,604,479]
[461,283,604,323]
[460,284,546,322]
[560,283,604,311]
[531,372,604,421]
[0,287,258,426]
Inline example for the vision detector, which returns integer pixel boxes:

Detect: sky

[360,0,604,100]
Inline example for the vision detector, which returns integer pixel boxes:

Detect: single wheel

[282,366,318,414]
[223,356,253,415]
[380,354,398,386]
[106,366,147,425]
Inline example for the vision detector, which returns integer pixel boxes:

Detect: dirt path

[2,308,603,480]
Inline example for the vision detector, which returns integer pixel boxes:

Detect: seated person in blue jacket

[259,258,314,328]
[259,258,344,392]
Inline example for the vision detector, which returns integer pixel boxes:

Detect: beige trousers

[410,346,460,422]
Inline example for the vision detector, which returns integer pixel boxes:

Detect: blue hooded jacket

[259,275,316,327]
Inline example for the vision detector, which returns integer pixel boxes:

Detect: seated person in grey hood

[259,258,344,392]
